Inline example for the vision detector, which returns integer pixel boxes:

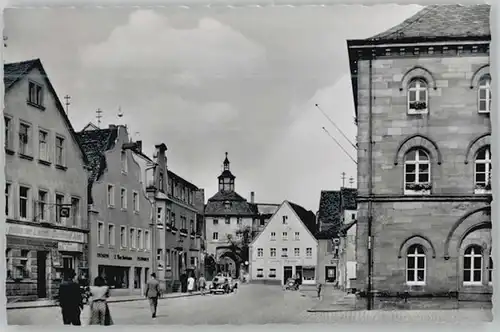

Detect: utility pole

[96,108,103,128]
[349,177,355,188]
[341,172,346,188]
[64,95,71,115]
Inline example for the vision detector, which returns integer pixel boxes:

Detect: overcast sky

[4,5,421,211]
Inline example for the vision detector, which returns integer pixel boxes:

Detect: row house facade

[249,201,318,285]
[77,124,152,295]
[4,59,89,301]
[348,4,493,309]
[204,153,280,279]
[142,144,205,289]
[316,188,357,287]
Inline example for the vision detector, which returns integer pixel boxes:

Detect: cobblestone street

[7,285,492,325]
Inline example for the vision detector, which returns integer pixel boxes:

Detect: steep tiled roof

[168,170,199,190]
[341,188,357,210]
[218,169,235,179]
[368,5,490,42]
[317,190,341,230]
[205,190,257,216]
[4,59,88,166]
[315,226,338,240]
[289,201,317,236]
[76,128,119,204]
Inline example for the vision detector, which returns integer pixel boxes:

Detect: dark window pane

[473,270,481,282]
[418,150,429,160]
[405,164,416,173]
[463,269,471,282]
[418,173,429,183]
[406,150,417,161]
[407,269,415,282]
[417,270,425,281]
[405,174,416,183]
[480,88,487,99]
[479,100,487,111]
[475,173,486,183]
[409,90,417,102]
[477,148,487,159]
[464,257,471,269]
[417,257,425,269]
[476,163,486,172]
[489,258,493,269]
[407,257,415,269]
[418,164,429,172]
[419,89,427,102]
[416,245,424,254]
[474,257,482,269]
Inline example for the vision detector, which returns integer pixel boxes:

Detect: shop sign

[114,254,133,261]
[138,257,149,262]
[7,224,85,243]
[58,242,83,252]
[97,253,110,259]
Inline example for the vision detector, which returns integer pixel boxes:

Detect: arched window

[406,244,426,285]
[408,78,428,114]
[404,149,431,194]
[478,75,491,113]
[463,245,483,285]
[474,146,492,193]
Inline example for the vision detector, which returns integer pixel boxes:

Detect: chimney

[250,191,255,203]
[109,124,116,129]
[135,140,142,153]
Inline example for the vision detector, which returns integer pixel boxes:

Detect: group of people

[58,269,113,326]
[59,270,210,325]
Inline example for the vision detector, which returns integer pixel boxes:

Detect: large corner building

[348,5,492,308]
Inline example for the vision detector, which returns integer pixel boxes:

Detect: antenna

[315,104,357,149]
[322,127,357,164]
[118,106,123,118]
[349,176,355,188]
[96,108,103,128]
[64,95,71,115]
[341,172,346,188]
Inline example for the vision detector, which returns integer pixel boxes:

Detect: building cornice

[357,194,491,203]
[6,218,90,234]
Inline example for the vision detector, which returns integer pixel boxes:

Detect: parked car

[210,276,238,294]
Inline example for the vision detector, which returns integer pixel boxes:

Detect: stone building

[347,4,492,308]
[4,59,89,301]
[204,153,279,279]
[77,124,152,295]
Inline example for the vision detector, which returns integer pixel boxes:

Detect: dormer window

[407,78,428,114]
[224,201,231,210]
[478,75,491,113]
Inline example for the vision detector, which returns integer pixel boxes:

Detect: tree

[223,225,254,277]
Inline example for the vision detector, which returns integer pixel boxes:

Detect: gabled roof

[368,5,490,43]
[4,58,89,165]
[205,190,257,216]
[250,200,318,246]
[316,188,357,237]
[75,127,119,204]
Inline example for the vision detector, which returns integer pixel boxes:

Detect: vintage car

[210,276,238,294]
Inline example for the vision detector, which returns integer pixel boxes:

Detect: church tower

[218,152,235,192]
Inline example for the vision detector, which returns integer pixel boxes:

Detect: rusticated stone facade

[348,5,492,309]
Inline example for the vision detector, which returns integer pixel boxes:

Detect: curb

[6,292,201,310]
[307,308,357,313]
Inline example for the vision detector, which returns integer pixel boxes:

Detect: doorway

[37,251,47,298]
[325,266,336,283]
[283,266,293,285]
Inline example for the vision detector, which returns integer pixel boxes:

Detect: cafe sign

[58,242,83,252]
[7,224,85,243]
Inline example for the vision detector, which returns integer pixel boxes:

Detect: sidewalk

[6,291,201,310]
[307,287,356,312]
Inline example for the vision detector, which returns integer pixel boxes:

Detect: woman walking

[88,276,114,325]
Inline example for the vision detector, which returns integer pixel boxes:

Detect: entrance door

[325,266,336,283]
[37,251,47,298]
[283,266,293,285]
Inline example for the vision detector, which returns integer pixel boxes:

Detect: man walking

[58,269,83,325]
[145,273,161,319]
[198,274,207,295]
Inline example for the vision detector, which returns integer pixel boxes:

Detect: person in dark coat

[58,269,83,325]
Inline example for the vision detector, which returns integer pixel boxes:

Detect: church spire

[223,152,230,171]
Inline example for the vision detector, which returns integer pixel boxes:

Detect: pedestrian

[88,276,113,325]
[187,273,195,294]
[198,274,207,295]
[145,272,161,319]
[58,269,83,325]
[317,283,323,299]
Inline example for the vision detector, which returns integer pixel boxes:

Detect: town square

[3,3,493,325]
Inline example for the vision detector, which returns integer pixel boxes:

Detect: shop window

[303,267,315,281]
[257,268,263,278]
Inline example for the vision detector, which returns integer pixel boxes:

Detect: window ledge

[408,109,428,115]
[19,153,34,161]
[38,159,51,167]
[478,110,490,115]
[463,282,483,287]
[404,189,431,195]
[406,282,426,286]
[5,148,15,155]
[55,164,67,171]
[108,205,115,209]
[474,188,491,195]
[26,100,46,110]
